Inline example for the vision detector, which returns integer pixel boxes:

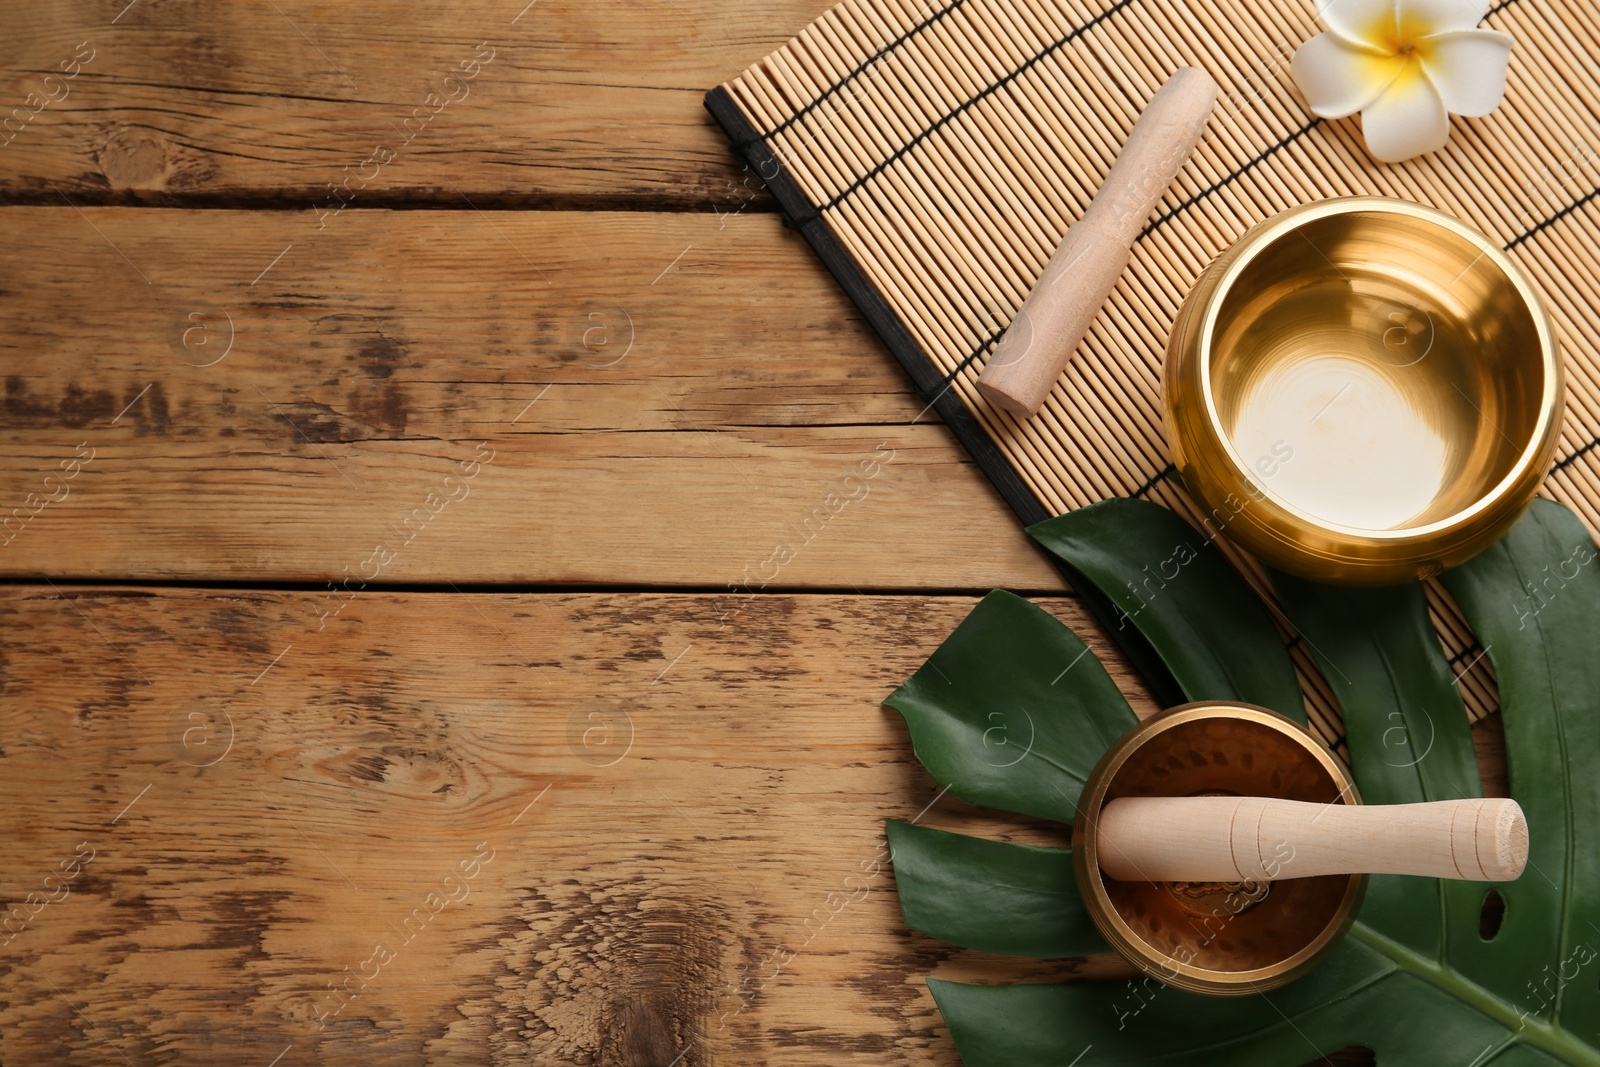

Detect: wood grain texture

[0,206,1061,589]
[0,588,1153,1065]
[0,0,825,207]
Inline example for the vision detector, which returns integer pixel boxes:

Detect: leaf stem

[1349,924,1600,1066]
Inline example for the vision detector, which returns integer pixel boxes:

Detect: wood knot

[479,880,732,1065]
[98,127,170,190]
[316,747,469,800]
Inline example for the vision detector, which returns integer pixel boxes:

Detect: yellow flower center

[1367,10,1433,58]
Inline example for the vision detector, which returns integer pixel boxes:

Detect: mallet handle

[977,67,1216,419]
[1097,796,1528,883]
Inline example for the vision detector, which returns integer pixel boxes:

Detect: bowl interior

[1101,714,1355,977]
[1208,209,1546,534]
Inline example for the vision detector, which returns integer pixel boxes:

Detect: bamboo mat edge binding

[703,85,1193,714]
[705,0,1600,752]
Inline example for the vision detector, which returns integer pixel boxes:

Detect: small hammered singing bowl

[1072,703,1364,996]
[1165,196,1564,585]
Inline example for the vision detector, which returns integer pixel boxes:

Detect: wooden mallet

[1097,796,1528,883]
[977,67,1218,419]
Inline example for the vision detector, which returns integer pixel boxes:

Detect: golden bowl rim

[1192,195,1562,544]
[1072,701,1366,996]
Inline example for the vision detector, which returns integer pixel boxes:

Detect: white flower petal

[1293,32,1407,118]
[1361,60,1451,161]
[1398,0,1488,36]
[1315,0,1400,51]
[1420,29,1512,116]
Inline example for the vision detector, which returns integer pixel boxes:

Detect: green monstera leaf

[1029,497,1306,724]
[885,498,1600,1065]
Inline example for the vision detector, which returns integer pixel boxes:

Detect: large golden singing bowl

[1072,703,1364,996]
[1165,197,1563,584]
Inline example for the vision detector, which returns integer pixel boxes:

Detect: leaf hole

[1479,889,1506,941]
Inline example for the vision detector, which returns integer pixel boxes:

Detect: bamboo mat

[704,0,1600,752]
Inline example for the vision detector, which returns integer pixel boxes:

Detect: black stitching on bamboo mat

[816,0,1140,213]
[1505,184,1600,250]
[1131,465,1174,498]
[1553,437,1600,474]
[1140,118,1322,239]
[755,0,972,143]
[939,325,1006,385]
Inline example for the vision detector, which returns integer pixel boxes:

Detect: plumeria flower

[1291,0,1513,163]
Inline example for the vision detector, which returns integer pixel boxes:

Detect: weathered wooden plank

[0,588,1152,1065]
[0,206,1062,588]
[0,0,815,206]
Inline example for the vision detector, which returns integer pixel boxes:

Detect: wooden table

[0,3,1501,1063]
